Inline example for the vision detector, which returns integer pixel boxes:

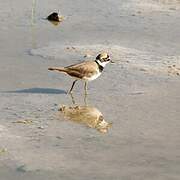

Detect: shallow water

[154,0,180,4]
[0,0,180,180]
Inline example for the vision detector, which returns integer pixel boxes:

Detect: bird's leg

[84,81,88,95]
[68,80,78,94]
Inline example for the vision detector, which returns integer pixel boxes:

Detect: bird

[48,52,111,94]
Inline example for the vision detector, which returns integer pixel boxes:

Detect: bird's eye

[104,57,110,61]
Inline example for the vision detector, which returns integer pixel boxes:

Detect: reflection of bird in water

[58,94,112,133]
[59,105,111,133]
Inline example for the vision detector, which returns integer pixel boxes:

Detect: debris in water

[0,148,7,155]
[38,126,44,129]
[167,64,180,76]
[16,165,27,173]
[13,119,33,124]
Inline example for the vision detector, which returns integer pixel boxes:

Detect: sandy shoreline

[0,0,180,179]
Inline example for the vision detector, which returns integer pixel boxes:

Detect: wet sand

[0,0,180,179]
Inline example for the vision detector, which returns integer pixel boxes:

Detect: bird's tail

[48,67,67,72]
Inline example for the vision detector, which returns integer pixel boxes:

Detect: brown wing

[65,61,98,79]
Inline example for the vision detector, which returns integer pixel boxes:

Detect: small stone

[139,68,147,72]
[56,136,62,139]
[38,126,44,129]
[84,53,92,58]
[47,12,60,22]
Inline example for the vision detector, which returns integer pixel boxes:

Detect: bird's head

[95,52,111,67]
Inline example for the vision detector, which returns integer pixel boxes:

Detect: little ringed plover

[48,52,111,94]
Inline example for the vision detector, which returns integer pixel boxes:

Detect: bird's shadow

[3,88,66,94]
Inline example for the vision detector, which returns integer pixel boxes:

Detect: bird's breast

[83,71,101,81]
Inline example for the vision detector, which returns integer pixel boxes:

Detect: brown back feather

[65,61,98,79]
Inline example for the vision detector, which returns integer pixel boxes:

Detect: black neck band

[95,60,104,72]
